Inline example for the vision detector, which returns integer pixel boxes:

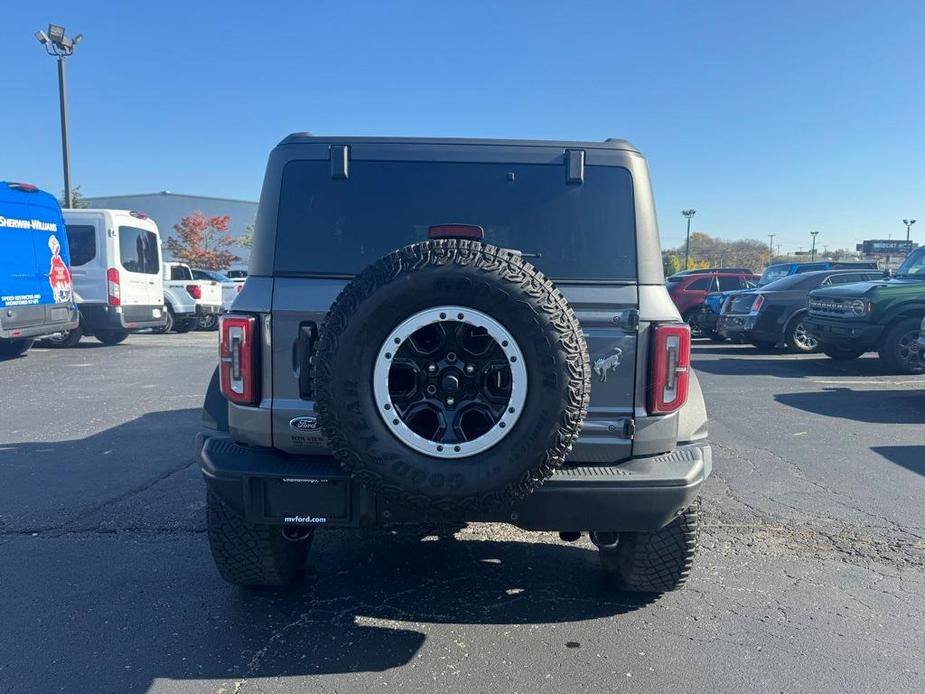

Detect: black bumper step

[197,433,710,533]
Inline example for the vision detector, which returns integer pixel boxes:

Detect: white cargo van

[49,209,167,346]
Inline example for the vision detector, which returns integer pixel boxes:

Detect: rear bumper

[804,316,883,348]
[80,303,168,331]
[717,314,778,342]
[0,305,79,340]
[196,433,711,532]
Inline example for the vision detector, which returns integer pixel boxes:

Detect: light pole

[682,209,696,269]
[810,231,819,261]
[903,219,916,253]
[35,24,83,209]
[768,233,775,262]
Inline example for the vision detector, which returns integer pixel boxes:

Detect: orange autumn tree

[166,211,240,270]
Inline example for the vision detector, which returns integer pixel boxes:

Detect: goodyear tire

[598,498,700,593]
[313,239,591,511]
[206,492,311,586]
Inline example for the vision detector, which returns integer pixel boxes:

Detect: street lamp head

[35,30,49,45]
[48,24,65,42]
[72,33,83,45]
[681,209,696,218]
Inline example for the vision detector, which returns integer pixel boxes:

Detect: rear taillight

[648,323,691,415]
[107,267,121,306]
[749,294,766,315]
[220,314,257,405]
[186,284,202,299]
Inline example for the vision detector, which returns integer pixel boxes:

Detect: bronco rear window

[274,160,637,280]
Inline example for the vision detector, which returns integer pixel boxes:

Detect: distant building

[82,191,257,266]
[855,239,918,257]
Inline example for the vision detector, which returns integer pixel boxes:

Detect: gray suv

[197,136,711,593]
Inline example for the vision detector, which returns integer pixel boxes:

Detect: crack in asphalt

[0,458,198,539]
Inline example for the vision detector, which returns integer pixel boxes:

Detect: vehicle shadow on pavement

[871,445,925,477]
[1,408,659,690]
[693,355,888,379]
[774,388,925,423]
[206,532,657,678]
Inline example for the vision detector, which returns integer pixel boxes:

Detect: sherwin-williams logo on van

[0,216,58,232]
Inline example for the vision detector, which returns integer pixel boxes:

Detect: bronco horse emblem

[593,348,623,383]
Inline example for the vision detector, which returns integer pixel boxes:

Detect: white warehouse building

[82,191,258,268]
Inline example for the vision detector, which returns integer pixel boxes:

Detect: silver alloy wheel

[373,306,527,459]
[792,320,817,351]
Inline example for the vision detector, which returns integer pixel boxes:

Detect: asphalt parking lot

[1,333,923,693]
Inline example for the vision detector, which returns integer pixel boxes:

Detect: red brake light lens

[186,284,202,300]
[107,267,121,306]
[749,294,766,315]
[220,314,257,405]
[648,323,691,415]
[7,182,39,192]
[428,224,485,240]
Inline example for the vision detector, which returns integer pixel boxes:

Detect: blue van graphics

[0,183,74,309]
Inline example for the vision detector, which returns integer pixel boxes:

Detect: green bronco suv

[805,246,925,373]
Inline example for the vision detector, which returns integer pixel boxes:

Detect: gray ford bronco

[197,136,711,593]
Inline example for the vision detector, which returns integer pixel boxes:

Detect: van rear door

[114,217,161,307]
[64,213,106,303]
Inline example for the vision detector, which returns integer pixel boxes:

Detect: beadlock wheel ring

[373,306,528,459]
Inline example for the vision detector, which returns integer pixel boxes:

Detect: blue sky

[3,1,923,252]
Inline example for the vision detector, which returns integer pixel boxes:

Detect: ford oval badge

[289,416,318,432]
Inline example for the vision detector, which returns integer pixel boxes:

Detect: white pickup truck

[158,262,223,333]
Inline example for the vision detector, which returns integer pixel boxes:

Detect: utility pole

[810,231,819,261]
[682,209,696,269]
[768,234,775,262]
[35,24,82,208]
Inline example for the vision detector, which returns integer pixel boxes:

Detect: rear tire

[152,308,174,334]
[683,310,704,339]
[206,492,311,586]
[174,318,196,334]
[822,346,866,361]
[785,314,819,353]
[0,339,34,359]
[95,329,129,346]
[598,498,700,593]
[198,314,219,331]
[44,326,83,348]
[878,318,925,374]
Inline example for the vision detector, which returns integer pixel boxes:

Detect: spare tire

[313,239,590,511]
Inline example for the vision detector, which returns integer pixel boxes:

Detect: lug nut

[427,363,437,373]
[446,397,455,406]
[465,364,475,374]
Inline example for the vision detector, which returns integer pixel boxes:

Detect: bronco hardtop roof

[277,134,639,152]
